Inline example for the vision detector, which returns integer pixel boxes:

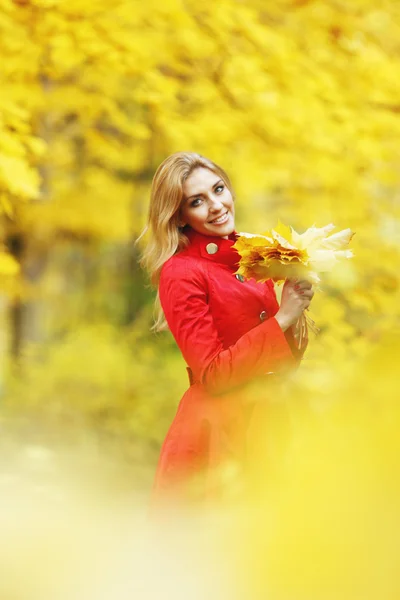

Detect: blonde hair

[136,151,235,332]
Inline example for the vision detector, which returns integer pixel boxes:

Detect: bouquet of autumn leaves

[233,222,354,348]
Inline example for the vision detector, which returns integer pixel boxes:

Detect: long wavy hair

[137,151,235,332]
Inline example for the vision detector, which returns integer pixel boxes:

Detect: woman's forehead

[183,168,221,197]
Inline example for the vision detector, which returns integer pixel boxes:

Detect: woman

[139,152,314,513]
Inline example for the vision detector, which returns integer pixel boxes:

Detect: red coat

[150,226,306,510]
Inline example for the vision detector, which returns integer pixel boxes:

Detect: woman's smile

[209,210,229,224]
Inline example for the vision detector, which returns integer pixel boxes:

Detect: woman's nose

[208,195,224,212]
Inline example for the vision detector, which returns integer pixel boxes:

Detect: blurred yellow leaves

[0,251,19,275]
[0,155,41,200]
[0,0,399,231]
[228,331,400,600]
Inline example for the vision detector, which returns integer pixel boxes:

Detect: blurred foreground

[1,332,399,600]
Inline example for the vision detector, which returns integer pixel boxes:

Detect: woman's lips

[209,211,229,225]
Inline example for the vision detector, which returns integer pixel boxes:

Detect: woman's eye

[190,185,224,206]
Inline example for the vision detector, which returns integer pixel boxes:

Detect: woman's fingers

[300,288,314,299]
[294,280,313,291]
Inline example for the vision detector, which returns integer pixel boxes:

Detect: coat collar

[183,226,240,270]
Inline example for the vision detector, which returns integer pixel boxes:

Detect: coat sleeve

[159,258,297,396]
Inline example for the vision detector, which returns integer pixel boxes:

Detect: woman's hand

[274,279,314,332]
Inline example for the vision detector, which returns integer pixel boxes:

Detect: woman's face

[179,167,235,239]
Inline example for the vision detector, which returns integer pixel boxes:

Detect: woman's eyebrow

[186,179,223,202]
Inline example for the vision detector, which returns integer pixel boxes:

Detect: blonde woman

[139,152,313,514]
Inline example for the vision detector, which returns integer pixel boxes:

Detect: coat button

[206,242,218,255]
[235,273,245,282]
[259,310,267,322]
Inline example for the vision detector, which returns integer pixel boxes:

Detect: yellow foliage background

[0,0,399,597]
